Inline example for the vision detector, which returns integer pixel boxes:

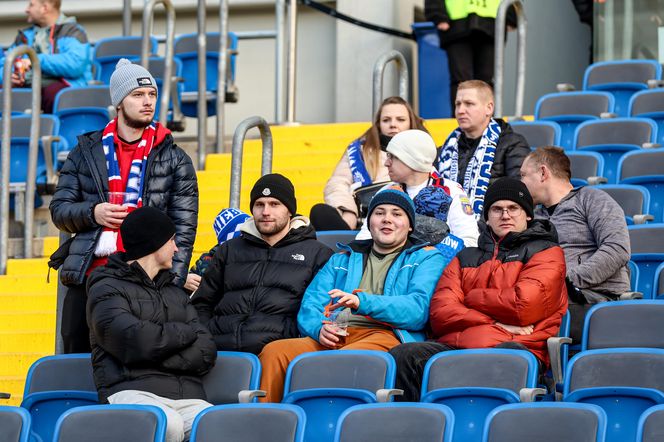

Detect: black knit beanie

[121,206,176,260]
[250,173,297,216]
[482,177,534,221]
[367,187,416,228]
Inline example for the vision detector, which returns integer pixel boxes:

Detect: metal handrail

[229,116,273,209]
[285,0,298,123]
[122,0,131,36]
[372,50,409,118]
[141,0,175,124]
[494,0,527,118]
[215,0,229,156]
[196,0,207,169]
[1,45,41,273]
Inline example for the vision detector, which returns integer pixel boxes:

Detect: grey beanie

[109,58,158,107]
[386,129,437,173]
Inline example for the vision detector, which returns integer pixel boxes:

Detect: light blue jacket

[297,237,460,343]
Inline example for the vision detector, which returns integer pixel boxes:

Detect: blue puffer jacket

[1,15,92,87]
[298,237,459,343]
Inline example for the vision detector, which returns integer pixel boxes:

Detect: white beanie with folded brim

[386,129,437,173]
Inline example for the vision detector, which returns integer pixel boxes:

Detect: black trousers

[61,283,91,354]
[389,341,536,402]
[443,31,495,111]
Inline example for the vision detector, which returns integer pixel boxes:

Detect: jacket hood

[87,253,174,289]
[478,218,558,252]
[239,215,317,247]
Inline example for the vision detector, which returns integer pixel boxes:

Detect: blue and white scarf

[435,119,501,218]
[347,138,372,190]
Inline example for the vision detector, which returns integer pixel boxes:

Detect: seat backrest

[565,348,664,393]
[422,349,538,395]
[53,86,111,112]
[638,404,664,442]
[126,57,183,80]
[535,92,613,119]
[191,404,305,442]
[284,350,395,394]
[567,151,604,182]
[656,263,664,298]
[619,148,664,181]
[510,121,561,148]
[630,89,664,116]
[596,184,649,218]
[584,60,661,89]
[23,354,95,396]
[0,406,31,442]
[484,403,606,442]
[94,36,157,59]
[174,32,237,54]
[202,351,261,404]
[574,118,656,149]
[0,115,59,139]
[53,405,166,442]
[316,231,357,251]
[335,403,454,442]
[629,224,664,255]
[582,301,664,350]
[0,89,33,114]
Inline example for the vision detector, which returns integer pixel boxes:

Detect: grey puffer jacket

[49,126,198,287]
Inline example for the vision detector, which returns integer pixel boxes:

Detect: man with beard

[50,58,198,353]
[191,174,334,354]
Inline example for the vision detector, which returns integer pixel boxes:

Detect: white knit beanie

[109,58,158,107]
[386,129,437,173]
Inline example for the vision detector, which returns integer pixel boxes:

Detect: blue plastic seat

[653,262,664,300]
[202,351,261,404]
[334,403,455,442]
[534,91,614,149]
[483,402,607,442]
[637,404,664,442]
[0,406,31,442]
[53,405,166,442]
[583,60,662,117]
[510,120,562,149]
[567,151,605,187]
[563,348,664,442]
[596,184,652,225]
[629,89,664,145]
[420,349,540,442]
[93,36,158,84]
[630,259,641,292]
[281,350,397,442]
[316,231,358,251]
[618,148,664,223]
[572,118,657,184]
[191,403,306,442]
[20,354,98,442]
[628,224,664,298]
[53,86,112,150]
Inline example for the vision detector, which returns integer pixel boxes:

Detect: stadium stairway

[0,118,459,405]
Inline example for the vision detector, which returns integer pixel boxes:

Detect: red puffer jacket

[429,220,567,364]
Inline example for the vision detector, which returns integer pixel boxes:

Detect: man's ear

[486,100,495,117]
[526,216,532,221]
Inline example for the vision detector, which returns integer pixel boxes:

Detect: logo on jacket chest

[291,253,305,261]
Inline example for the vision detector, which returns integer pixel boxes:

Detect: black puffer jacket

[49,126,198,287]
[191,217,333,354]
[87,254,217,403]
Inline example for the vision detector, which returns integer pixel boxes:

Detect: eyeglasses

[386,152,400,162]
[488,205,523,218]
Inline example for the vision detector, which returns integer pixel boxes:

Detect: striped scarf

[94,118,157,257]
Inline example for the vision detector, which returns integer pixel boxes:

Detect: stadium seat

[20,354,98,442]
[637,404,664,442]
[93,36,158,84]
[547,311,571,395]
[190,403,306,442]
[173,32,239,118]
[572,118,657,184]
[630,259,641,292]
[563,348,664,442]
[202,351,261,404]
[0,88,33,116]
[0,405,31,442]
[618,148,664,223]
[420,348,541,442]
[334,403,454,442]
[596,184,652,224]
[653,262,664,300]
[281,350,397,442]
[483,402,607,442]
[316,231,357,251]
[53,405,166,442]
[510,120,561,149]
[534,91,614,149]
[628,224,664,298]
[629,89,664,145]
[583,59,662,117]
[53,86,112,152]
[567,151,605,187]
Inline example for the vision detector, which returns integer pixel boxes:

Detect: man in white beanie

[50,58,198,353]
[356,129,479,247]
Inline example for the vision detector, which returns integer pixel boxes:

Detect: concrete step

[0,352,47,377]
[0,312,56,332]
[6,258,50,276]
[0,275,56,292]
[0,376,26,405]
[0,294,55,312]
[0,331,54,353]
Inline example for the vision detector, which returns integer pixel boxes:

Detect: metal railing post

[285,0,298,123]
[1,46,41,273]
[141,0,175,124]
[275,0,286,124]
[196,0,207,169]
[372,50,409,118]
[494,0,526,118]
[229,116,273,209]
[123,0,132,36]
[215,0,229,154]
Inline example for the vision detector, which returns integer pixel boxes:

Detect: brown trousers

[258,327,401,402]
